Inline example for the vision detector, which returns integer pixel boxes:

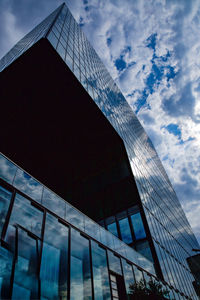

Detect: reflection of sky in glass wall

[45,10,200,295]
[0,246,13,299]
[12,228,39,299]
[0,154,17,185]
[0,185,12,236]
[0,154,155,275]
[0,5,63,72]
[6,193,43,240]
[91,241,111,300]
[118,217,133,244]
[40,213,68,299]
[107,222,118,238]
[0,3,199,295]
[131,213,146,240]
[70,228,92,300]
[13,169,43,203]
[121,259,135,295]
[0,177,190,299]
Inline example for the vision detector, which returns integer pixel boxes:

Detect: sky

[0,0,200,245]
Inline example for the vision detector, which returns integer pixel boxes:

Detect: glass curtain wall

[0,178,192,300]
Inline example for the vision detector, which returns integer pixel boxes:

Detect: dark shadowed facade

[0,3,199,300]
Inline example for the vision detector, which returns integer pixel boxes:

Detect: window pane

[118,218,132,244]
[121,259,135,298]
[133,266,143,283]
[47,31,58,49]
[91,241,111,300]
[0,154,17,184]
[130,213,146,240]
[107,222,118,238]
[40,213,69,300]
[65,203,84,231]
[42,188,65,219]
[84,217,100,242]
[13,169,43,203]
[0,246,13,299]
[0,185,12,236]
[12,228,39,299]
[135,240,153,262]
[70,228,92,300]
[57,42,66,60]
[5,193,43,246]
[107,251,122,275]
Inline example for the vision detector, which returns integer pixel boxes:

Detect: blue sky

[0,0,200,244]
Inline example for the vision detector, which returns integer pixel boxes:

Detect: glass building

[0,3,199,299]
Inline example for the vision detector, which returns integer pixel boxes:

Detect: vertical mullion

[106,249,113,300]
[1,189,16,241]
[38,210,46,299]
[67,225,71,300]
[128,214,136,244]
[115,216,122,241]
[89,240,95,300]
[9,226,18,299]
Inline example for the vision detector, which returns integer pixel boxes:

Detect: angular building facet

[0,3,199,299]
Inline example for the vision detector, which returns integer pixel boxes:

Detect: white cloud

[0,10,23,58]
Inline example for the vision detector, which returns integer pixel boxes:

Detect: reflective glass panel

[107,222,118,238]
[12,228,39,300]
[107,251,122,275]
[42,188,65,219]
[13,169,43,203]
[65,203,84,231]
[121,259,135,299]
[40,213,69,300]
[84,217,101,242]
[70,228,92,300]
[130,213,146,240]
[118,218,132,244]
[0,185,12,236]
[0,154,17,184]
[91,241,111,300]
[135,240,153,262]
[47,31,58,49]
[133,266,143,283]
[0,246,13,299]
[5,193,43,246]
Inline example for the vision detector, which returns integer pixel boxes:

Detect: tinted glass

[5,194,43,246]
[121,259,135,298]
[135,240,153,262]
[40,213,69,299]
[12,228,39,300]
[133,266,144,284]
[13,169,43,203]
[0,185,12,236]
[131,213,146,240]
[107,251,122,275]
[91,241,111,300]
[107,222,118,237]
[42,188,66,219]
[0,246,13,299]
[0,154,17,184]
[70,228,92,300]
[118,217,132,244]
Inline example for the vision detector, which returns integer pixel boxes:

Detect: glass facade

[0,154,189,299]
[0,2,200,299]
